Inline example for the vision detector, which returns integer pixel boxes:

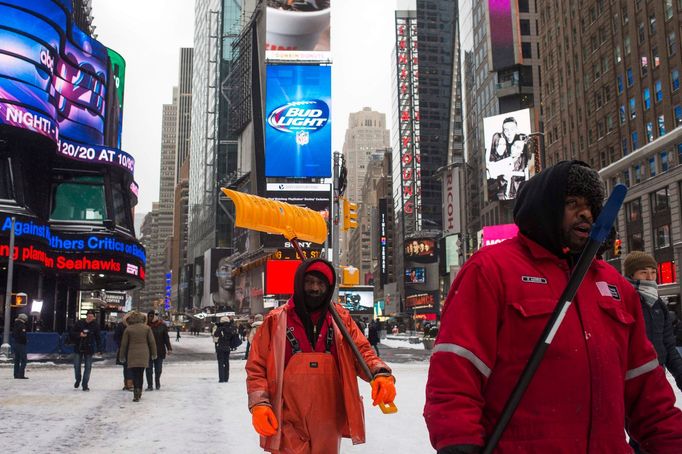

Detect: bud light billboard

[265,65,331,178]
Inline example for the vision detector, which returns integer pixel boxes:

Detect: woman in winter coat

[119,311,157,402]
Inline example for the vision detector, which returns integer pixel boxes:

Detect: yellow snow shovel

[221,188,398,414]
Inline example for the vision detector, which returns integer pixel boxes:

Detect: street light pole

[1,217,16,358]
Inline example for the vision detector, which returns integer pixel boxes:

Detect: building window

[629,232,645,251]
[627,198,641,222]
[520,19,531,36]
[654,224,671,249]
[646,121,654,142]
[643,87,651,109]
[634,164,642,183]
[627,67,634,86]
[649,15,657,35]
[615,46,622,63]
[655,80,663,102]
[649,157,657,176]
[50,174,106,222]
[522,42,532,58]
[672,68,680,91]
[518,0,529,13]
[617,74,624,93]
[661,150,670,171]
[638,22,645,43]
[675,105,682,125]
[624,36,631,55]
[619,105,626,124]
[0,157,13,200]
[658,115,666,136]
[632,131,639,150]
[622,137,629,155]
[622,169,630,185]
[669,32,677,56]
[629,98,636,119]
[641,56,648,77]
[651,187,669,213]
[653,46,660,67]
[665,0,674,20]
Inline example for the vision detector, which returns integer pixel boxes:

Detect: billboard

[378,198,388,285]
[481,224,519,248]
[265,259,302,295]
[265,65,331,178]
[202,248,234,309]
[404,237,437,263]
[487,0,519,71]
[338,285,374,313]
[405,290,438,312]
[263,183,331,248]
[442,165,461,236]
[266,0,331,61]
[0,1,134,176]
[483,108,533,201]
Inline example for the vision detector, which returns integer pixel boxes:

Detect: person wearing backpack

[212,316,239,383]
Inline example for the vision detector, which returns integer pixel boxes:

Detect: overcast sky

[91,0,396,214]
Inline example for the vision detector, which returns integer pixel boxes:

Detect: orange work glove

[251,404,279,437]
[371,375,396,406]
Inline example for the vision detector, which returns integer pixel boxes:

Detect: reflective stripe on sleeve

[432,343,491,378]
[625,358,659,380]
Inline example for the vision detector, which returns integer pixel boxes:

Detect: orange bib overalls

[277,327,346,454]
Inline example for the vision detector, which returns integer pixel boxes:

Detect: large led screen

[338,286,373,312]
[483,108,533,202]
[266,0,331,61]
[0,1,133,175]
[265,65,331,178]
[481,224,518,248]
[487,0,518,71]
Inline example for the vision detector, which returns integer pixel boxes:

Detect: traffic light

[343,199,358,231]
[613,238,622,257]
[12,292,27,307]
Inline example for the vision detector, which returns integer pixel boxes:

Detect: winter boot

[124,379,134,391]
[133,388,141,402]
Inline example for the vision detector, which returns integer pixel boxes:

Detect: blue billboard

[265,65,331,178]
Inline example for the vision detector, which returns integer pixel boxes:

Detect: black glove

[437,445,481,454]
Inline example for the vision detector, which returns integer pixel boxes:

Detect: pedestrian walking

[246,259,396,453]
[245,314,263,360]
[146,311,172,390]
[70,310,102,391]
[118,311,157,402]
[367,319,381,356]
[175,325,181,342]
[114,312,133,391]
[424,161,682,453]
[212,316,239,382]
[12,313,29,379]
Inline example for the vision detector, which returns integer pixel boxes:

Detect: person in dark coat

[146,311,172,390]
[119,311,157,402]
[368,319,381,356]
[212,316,238,382]
[175,325,181,342]
[623,251,682,389]
[13,313,29,379]
[114,313,133,391]
[70,310,102,391]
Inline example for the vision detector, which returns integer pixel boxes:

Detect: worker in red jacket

[246,259,396,453]
[425,161,682,453]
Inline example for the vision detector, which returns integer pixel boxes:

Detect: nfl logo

[296,131,309,145]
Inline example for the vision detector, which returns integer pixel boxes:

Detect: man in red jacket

[246,259,396,453]
[425,161,682,453]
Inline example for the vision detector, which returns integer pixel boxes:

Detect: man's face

[86,313,95,323]
[216,261,233,290]
[304,274,328,298]
[633,267,657,281]
[503,121,517,142]
[561,195,593,253]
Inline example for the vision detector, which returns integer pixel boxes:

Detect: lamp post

[1,217,16,358]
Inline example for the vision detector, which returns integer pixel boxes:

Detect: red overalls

[277,324,346,454]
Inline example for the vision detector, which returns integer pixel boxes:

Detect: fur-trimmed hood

[126,311,147,325]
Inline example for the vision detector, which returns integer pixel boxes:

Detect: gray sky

[92,0,396,214]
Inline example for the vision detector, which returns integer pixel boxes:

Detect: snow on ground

[1,334,680,454]
[379,337,426,350]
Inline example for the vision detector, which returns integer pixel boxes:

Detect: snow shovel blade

[220,188,327,244]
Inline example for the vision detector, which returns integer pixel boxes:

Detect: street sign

[192,313,208,320]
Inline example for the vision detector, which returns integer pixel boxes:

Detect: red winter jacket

[424,234,682,453]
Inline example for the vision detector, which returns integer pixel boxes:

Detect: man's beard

[304,293,327,311]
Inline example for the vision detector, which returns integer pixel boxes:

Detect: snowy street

[1,334,681,454]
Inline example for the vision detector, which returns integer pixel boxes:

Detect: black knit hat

[565,163,605,215]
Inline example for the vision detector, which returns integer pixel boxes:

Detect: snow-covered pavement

[1,335,681,453]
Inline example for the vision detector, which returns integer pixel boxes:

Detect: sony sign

[442,166,461,237]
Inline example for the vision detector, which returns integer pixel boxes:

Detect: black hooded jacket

[292,259,337,347]
[513,160,607,262]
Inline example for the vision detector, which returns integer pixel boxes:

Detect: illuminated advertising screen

[481,224,519,248]
[338,285,374,313]
[0,1,134,176]
[266,0,331,61]
[202,248,234,308]
[487,0,519,71]
[263,183,331,248]
[483,108,533,201]
[405,290,438,312]
[404,238,437,263]
[266,259,302,295]
[265,65,331,178]
[378,198,388,285]
[0,214,145,281]
[405,267,425,284]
